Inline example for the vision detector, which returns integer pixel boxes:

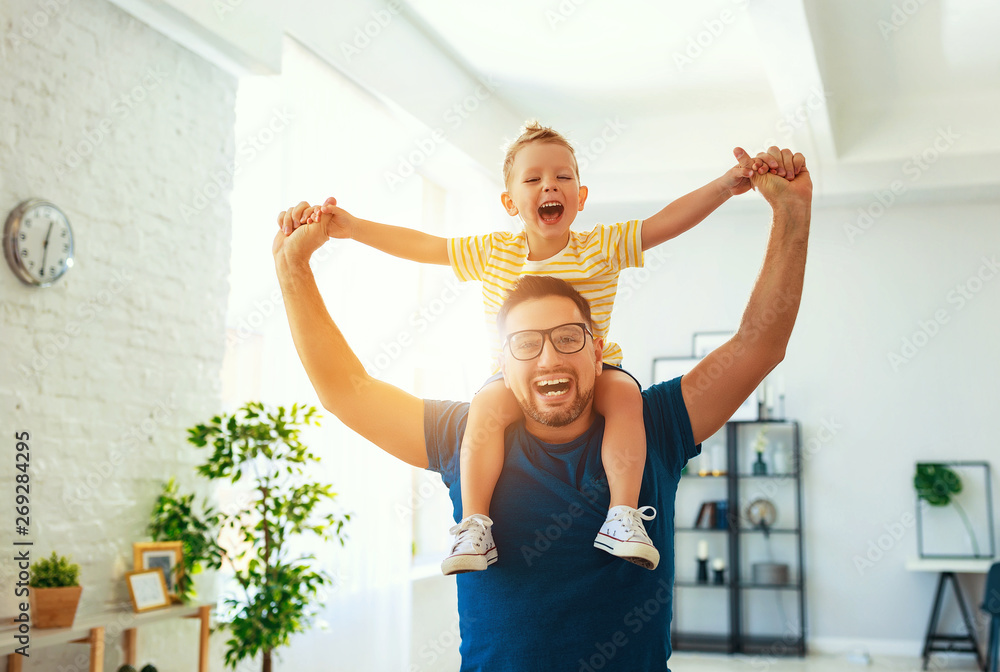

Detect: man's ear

[501,192,518,216]
[593,335,604,376]
[499,353,512,389]
[577,185,589,211]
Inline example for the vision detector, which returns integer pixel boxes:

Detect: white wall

[589,189,1000,654]
[0,0,237,669]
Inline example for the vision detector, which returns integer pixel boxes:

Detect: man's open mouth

[538,201,564,223]
[535,378,571,397]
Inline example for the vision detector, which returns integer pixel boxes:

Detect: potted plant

[29,551,82,628]
[147,478,225,603]
[155,401,349,672]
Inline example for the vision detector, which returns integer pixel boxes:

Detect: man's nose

[536,336,562,366]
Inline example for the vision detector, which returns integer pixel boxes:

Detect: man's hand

[734,146,811,211]
[273,205,329,268]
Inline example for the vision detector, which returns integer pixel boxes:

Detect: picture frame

[691,330,759,421]
[915,461,996,559]
[651,356,701,387]
[133,541,183,601]
[125,569,171,613]
[692,331,733,358]
[652,351,758,422]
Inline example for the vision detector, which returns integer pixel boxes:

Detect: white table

[906,557,998,671]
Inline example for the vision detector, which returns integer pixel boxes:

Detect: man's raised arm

[272,213,429,468]
[682,147,812,445]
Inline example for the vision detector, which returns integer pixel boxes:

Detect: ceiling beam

[743,0,839,169]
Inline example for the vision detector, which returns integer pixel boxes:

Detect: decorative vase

[31,585,82,628]
[753,451,767,476]
[697,558,709,584]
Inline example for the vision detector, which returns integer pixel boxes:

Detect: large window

[220,36,504,668]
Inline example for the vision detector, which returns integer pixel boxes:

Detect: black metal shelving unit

[672,420,806,657]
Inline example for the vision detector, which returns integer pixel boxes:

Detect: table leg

[949,573,987,671]
[90,627,104,672]
[922,572,949,670]
[198,605,211,672]
[123,627,137,664]
[8,653,23,672]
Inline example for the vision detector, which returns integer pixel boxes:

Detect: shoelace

[449,517,488,552]
[617,506,656,536]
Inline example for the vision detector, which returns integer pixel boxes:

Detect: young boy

[284,122,763,576]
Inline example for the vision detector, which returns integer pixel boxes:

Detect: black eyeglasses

[503,322,593,361]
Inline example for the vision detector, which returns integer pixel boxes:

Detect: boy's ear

[500,192,518,216]
[577,185,589,211]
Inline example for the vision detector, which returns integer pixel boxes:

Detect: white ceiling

[371,0,1000,205]
[118,0,1000,205]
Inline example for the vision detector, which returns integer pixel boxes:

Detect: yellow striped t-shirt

[448,220,645,372]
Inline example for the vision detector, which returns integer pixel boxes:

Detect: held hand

[721,161,754,197]
[311,197,358,240]
[277,201,316,235]
[272,219,329,267]
[733,147,811,210]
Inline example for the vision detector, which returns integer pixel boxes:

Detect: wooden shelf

[1,603,212,672]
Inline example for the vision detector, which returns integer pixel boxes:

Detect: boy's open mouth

[538,201,564,223]
[535,378,571,397]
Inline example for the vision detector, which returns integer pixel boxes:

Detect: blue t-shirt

[423,377,700,672]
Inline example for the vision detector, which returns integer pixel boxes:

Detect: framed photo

[692,331,733,358]
[134,541,183,601]
[916,461,996,559]
[652,353,758,422]
[125,569,171,613]
[691,330,759,421]
[651,356,700,386]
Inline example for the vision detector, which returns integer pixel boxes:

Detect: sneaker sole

[594,536,660,570]
[441,547,498,576]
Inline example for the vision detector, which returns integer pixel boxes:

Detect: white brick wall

[0,0,236,669]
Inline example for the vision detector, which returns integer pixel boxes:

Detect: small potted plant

[30,551,82,628]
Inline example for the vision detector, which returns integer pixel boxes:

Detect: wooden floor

[671,652,985,671]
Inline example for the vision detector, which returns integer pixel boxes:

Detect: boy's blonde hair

[502,121,579,189]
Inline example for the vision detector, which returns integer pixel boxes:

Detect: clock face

[4,200,74,287]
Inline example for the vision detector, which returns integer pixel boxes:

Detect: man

[273,146,811,670]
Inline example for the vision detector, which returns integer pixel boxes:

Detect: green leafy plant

[29,552,80,588]
[161,401,349,672]
[148,478,225,602]
[914,463,980,555]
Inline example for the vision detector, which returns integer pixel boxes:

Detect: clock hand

[40,222,53,276]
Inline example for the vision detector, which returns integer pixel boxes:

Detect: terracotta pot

[30,585,82,628]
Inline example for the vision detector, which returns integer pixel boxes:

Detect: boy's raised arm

[640,148,783,251]
[271,214,430,469]
[280,198,449,266]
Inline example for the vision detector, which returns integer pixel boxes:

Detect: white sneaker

[594,505,660,570]
[441,514,498,576]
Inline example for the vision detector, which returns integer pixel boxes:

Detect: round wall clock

[3,199,75,287]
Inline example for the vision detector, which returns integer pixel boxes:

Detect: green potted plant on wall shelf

[914,463,981,555]
[29,551,82,628]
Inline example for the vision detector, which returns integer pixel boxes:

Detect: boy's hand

[308,197,359,240]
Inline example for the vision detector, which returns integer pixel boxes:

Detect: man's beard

[520,379,595,428]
